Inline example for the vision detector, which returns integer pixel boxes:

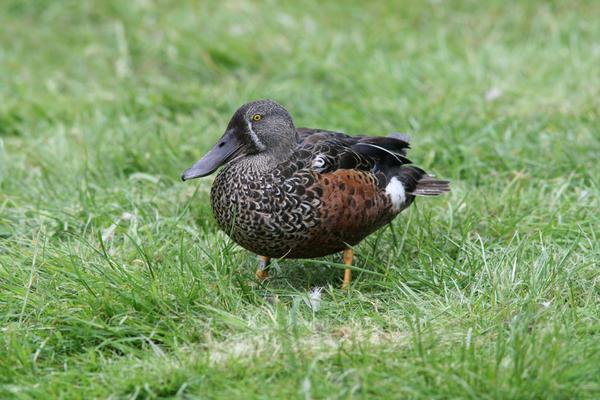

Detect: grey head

[181,99,298,180]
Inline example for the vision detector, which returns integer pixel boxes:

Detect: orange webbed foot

[256,255,271,281]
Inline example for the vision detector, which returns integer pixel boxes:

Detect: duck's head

[181,99,298,180]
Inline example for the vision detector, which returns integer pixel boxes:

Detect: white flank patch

[385,177,406,211]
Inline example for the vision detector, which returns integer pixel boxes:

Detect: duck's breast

[210,165,322,257]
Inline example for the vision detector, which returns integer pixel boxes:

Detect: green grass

[1,0,600,398]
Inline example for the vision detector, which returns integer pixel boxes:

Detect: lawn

[1,0,599,398]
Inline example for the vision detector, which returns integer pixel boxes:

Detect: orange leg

[342,248,353,289]
[256,255,271,281]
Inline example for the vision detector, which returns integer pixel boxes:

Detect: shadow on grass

[259,258,347,291]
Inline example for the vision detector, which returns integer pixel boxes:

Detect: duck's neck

[233,147,295,174]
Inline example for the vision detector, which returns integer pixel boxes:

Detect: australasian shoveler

[182,99,450,288]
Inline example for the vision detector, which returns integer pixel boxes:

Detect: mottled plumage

[182,100,449,285]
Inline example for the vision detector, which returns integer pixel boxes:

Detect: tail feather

[394,166,450,197]
[411,176,451,196]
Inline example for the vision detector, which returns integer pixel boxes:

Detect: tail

[412,174,451,196]
[396,166,451,197]
[383,166,449,211]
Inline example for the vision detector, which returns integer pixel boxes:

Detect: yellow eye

[252,114,262,121]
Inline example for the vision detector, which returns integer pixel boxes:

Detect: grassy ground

[1,0,599,398]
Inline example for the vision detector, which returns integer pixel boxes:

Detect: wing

[295,127,412,176]
[295,127,449,197]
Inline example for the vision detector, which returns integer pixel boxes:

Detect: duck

[182,99,449,288]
